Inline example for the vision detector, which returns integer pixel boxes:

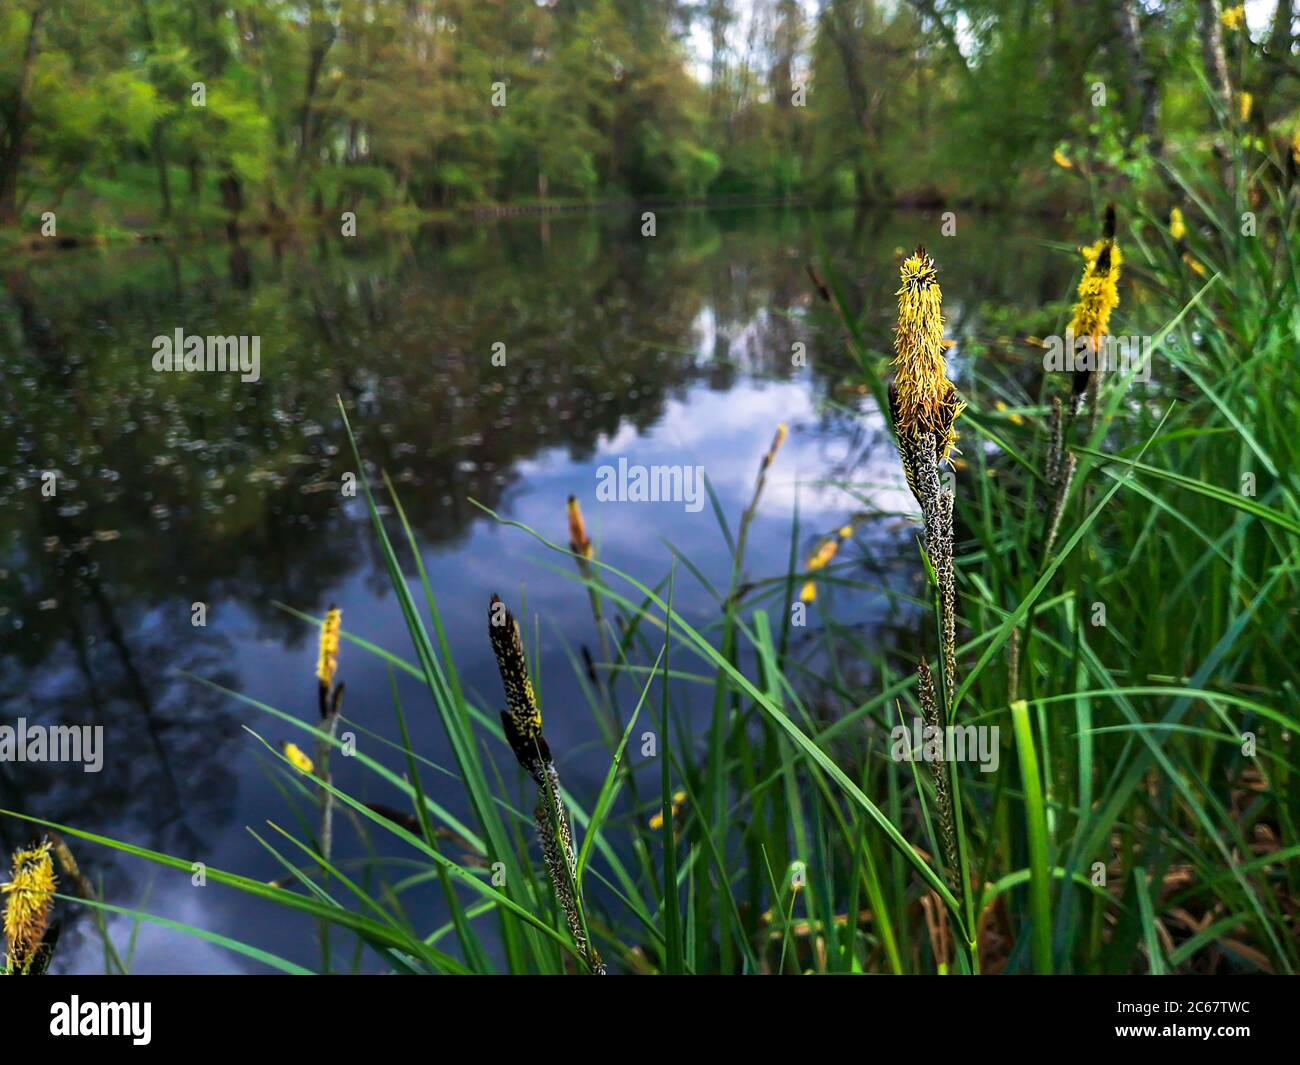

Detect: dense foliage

[3,1,1297,235]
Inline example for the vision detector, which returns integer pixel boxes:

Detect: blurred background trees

[0,0,1296,232]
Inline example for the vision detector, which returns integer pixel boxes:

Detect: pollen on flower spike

[1068,237,1122,345]
[317,606,341,686]
[649,790,688,831]
[891,247,963,464]
[761,422,787,470]
[283,742,314,774]
[566,496,592,558]
[3,841,56,972]
[488,595,547,774]
[799,523,855,603]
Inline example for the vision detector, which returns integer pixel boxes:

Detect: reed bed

[2,110,1297,976]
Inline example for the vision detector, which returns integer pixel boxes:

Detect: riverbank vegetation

[8,93,1300,970]
[3,1,1299,243]
[2,1,1298,975]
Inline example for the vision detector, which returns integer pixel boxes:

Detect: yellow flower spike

[283,742,314,774]
[800,524,855,604]
[994,399,1024,426]
[1220,4,1245,30]
[1183,252,1208,277]
[806,537,840,573]
[762,423,788,471]
[566,495,592,559]
[1169,207,1186,241]
[1239,92,1253,124]
[1068,237,1123,347]
[317,606,341,687]
[891,248,963,465]
[649,790,688,831]
[1052,148,1073,170]
[3,841,56,973]
[488,595,546,764]
[482,597,597,973]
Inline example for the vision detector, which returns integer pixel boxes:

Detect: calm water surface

[0,206,1070,972]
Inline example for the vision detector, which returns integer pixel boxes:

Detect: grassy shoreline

[0,192,1078,256]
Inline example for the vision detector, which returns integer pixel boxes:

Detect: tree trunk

[0,6,45,225]
[1261,0,1295,100]
[1114,0,1162,156]
[1199,0,1236,191]
[1200,0,1234,120]
[152,125,172,219]
[827,0,882,202]
[1269,0,1295,58]
[219,169,243,239]
[708,0,731,123]
[293,4,339,205]
[907,0,976,84]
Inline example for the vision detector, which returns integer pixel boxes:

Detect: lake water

[0,205,1070,972]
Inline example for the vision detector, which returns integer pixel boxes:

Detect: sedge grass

[2,104,1297,974]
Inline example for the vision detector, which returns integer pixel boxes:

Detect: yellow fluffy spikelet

[317,607,341,686]
[3,842,56,971]
[799,523,856,603]
[892,248,963,462]
[283,742,315,775]
[765,422,788,465]
[566,496,592,558]
[649,791,687,831]
[1169,207,1186,241]
[1068,239,1122,344]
